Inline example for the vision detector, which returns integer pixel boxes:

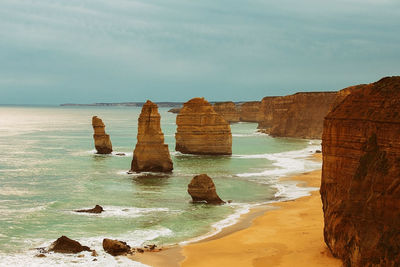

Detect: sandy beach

[131,154,342,267]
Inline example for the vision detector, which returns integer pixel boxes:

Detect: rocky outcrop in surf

[131,100,173,173]
[320,76,400,267]
[239,101,262,122]
[257,92,337,139]
[188,174,225,204]
[102,239,131,256]
[175,97,232,155]
[48,236,91,254]
[92,116,113,154]
[75,205,104,214]
[213,102,240,123]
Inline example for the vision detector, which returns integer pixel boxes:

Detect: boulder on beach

[130,100,173,173]
[92,116,113,154]
[102,238,131,256]
[188,174,225,204]
[48,236,91,254]
[75,205,104,214]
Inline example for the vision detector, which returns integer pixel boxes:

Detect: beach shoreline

[129,153,342,267]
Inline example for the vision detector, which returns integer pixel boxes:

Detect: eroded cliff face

[257,96,278,130]
[239,101,262,122]
[175,97,232,155]
[213,102,240,123]
[92,116,113,154]
[320,76,400,267]
[131,100,173,172]
[257,92,337,139]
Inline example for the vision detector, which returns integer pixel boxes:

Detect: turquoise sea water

[0,106,321,266]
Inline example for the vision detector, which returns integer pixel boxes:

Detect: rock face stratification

[188,174,225,204]
[131,100,173,172]
[92,116,113,154]
[239,101,262,122]
[320,76,400,267]
[257,92,337,139]
[213,102,240,123]
[175,98,232,155]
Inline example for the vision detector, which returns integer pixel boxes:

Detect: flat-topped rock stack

[92,116,113,154]
[213,102,240,123]
[321,76,400,266]
[131,100,173,172]
[175,97,232,155]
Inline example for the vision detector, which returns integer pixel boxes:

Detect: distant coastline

[60,101,247,107]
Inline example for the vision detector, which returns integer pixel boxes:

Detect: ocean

[0,106,321,266]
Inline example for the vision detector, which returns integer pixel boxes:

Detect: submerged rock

[175,97,232,155]
[130,100,173,172]
[188,174,225,204]
[92,116,113,154]
[75,205,104,214]
[48,236,91,254]
[321,76,400,266]
[102,238,131,256]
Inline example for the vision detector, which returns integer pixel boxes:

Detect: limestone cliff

[213,102,240,123]
[320,76,400,267]
[258,92,337,139]
[92,116,112,154]
[131,100,173,172]
[238,101,262,122]
[257,96,278,130]
[175,97,232,155]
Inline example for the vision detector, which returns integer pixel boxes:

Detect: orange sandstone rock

[213,102,240,123]
[92,116,112,154]
[321,76,400,267]
[238,101,262,122]
[257,92,337,139]
[131,100,173,172]
[175,98,232,155]
[188,174,225,204]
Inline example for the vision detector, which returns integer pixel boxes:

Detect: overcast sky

[0,0,399,104]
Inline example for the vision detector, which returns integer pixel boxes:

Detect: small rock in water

[35,254,46,258]
[91,250,98,257]
[48,236,91,254]
[115,153,126,156]
[75,205,104,214]
[77,254,85,258]
[103,238,131,256]
[188,174,225,204]
[315,150,322,153]
[137,248,144,253]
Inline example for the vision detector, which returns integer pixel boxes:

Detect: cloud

[0,0,399,103]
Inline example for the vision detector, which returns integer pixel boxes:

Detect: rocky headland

[320,76,400,266]
[131,100,173,172]
[92,116,113,154]
[257,92,337,139]
[175,97,232,155]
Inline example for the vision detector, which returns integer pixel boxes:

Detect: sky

[0,0,399,104]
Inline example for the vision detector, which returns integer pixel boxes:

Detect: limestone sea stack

[213,102,240,123]
[188,174,225,204]
[131,100,173,172]
[320,76,400,266]
[92,116,112,154]
[175,97,232,155]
